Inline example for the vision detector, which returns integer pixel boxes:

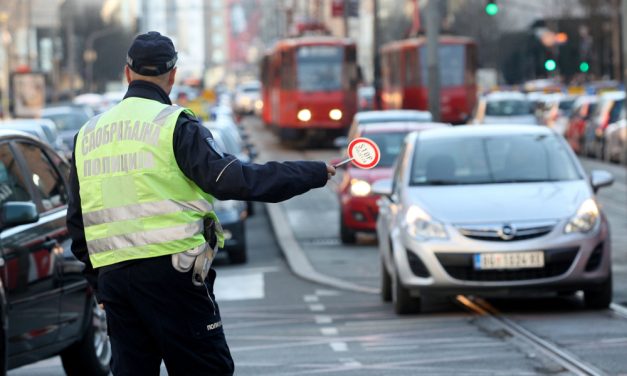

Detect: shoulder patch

[205,137,224,158]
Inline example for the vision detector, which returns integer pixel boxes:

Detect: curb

[265,202,379,295]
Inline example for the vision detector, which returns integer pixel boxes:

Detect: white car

[234,81,261,115]
[375,125,613,314]
[472,92,537,125]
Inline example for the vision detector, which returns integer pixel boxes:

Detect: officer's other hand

[326,164,336,179]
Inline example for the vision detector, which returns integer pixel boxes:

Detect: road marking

[308,304,325,312]
[314,315,333,324]
[214,273,264,301]
[610,302,627,319]
[320,327,338,336]
[304,295,319,303]
[316,289,341,296]
[329,342,348,352]
[339,358,362,367]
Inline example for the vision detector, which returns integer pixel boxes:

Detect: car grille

[455,221,557,242]
[435,247,579,282]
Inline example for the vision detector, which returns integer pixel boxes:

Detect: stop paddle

[333,137,381,169]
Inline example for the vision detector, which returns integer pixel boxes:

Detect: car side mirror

[371,179,393,197]
[590,170,613,192]
[1,202,38,229]
[333,137,348,149]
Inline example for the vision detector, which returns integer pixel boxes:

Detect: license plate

[473,251,544,270]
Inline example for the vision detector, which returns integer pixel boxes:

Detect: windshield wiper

[494,178,562,183]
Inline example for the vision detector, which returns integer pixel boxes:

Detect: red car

[564,95,597,154]
[336,121,448,243]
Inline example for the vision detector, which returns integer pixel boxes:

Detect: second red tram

[260,37,358,141]
[381,36,477,124]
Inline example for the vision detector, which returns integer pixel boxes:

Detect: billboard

[12,73,46,118]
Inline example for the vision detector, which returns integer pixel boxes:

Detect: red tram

[260,37,358,142]
[381,36,477,124]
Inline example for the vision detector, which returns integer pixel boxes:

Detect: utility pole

[343,0,349,37]
[426,0,440,121]
[372,0,381,109]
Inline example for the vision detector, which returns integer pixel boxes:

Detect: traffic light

[545,59,557,71]
[579,61,590,73]
[485,1,499,16]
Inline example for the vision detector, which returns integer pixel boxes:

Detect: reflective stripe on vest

[86,218,204,254]
[82,199,213,227]
[74,98,222,268]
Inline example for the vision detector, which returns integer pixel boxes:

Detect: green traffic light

[544,59,557,71]
[485,3,499,15]
[579,61,589,73]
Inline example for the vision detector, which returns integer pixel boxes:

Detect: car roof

[599,91,625,100]
[484,91,528,100]
[0,119,48,130]
[417,125,553,140]
[355,110,432,121]
[359,122,448,133]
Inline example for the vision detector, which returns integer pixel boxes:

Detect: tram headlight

[329,109,343,121]
[297,109,312,122]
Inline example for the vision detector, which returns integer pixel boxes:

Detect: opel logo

[497,224,516,240]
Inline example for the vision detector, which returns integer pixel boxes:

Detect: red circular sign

[348,137,381,169]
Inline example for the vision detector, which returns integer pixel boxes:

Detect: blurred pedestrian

[67,31,335,376]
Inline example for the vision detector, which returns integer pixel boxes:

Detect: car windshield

[410,134,581,185]
[559,99,575,112]
[297,46,343,92]
[485,99,532,116]
[361,131,408,168]
[43,112,89,131]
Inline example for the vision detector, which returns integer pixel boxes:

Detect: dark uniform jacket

[67,80,328,295]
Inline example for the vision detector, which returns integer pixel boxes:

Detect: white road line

[309,304,325,312]
[214,273,264,301]
[610,302,627,319]
[320,327,339,336]
[314,315,333,324]
[339,358,362,367]
[329,342,348,352]
[304,295,319,303]
[315,289,341,296]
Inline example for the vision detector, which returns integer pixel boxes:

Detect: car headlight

[329,109,342,120]
[404,205,448,240]
[564,198,600,233]
[297,109,312,122]
[349,179,371,197]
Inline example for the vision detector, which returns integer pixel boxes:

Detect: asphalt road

[11,116,627,375]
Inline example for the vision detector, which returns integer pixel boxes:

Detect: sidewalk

[265,184,380,294]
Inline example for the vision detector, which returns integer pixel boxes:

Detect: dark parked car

[203,123,249,264]
[0,130,110,375]
[41,105,94,151]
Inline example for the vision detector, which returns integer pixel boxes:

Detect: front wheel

[584,274,612,309]
[61,298,111,376]
[381,257,392,302]
[340,215,356,244]
[392,272,421,314]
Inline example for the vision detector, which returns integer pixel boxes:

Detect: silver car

[375,125,614,314]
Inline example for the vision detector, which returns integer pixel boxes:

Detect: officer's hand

[326,164,336,179]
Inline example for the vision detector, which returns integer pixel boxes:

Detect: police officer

[67,31,336,376]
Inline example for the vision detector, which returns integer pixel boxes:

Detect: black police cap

[126,31,178,76]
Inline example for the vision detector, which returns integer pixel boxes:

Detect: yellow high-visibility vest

[74,97,223,268]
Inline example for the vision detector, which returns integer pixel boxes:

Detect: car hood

[347,166,393,183]
[406,180,591,223]
[481,115,538,125]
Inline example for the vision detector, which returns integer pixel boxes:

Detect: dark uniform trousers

[98,255,235,375]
